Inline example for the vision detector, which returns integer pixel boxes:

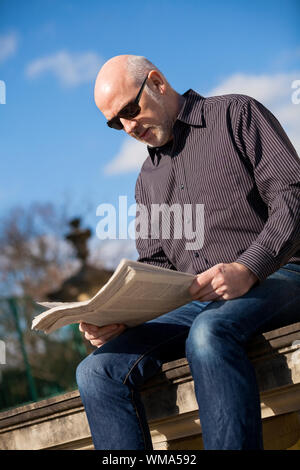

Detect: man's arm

[190,97,300,301]
[233,97,300,281]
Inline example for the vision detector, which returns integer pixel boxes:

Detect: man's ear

[148,70,166,94]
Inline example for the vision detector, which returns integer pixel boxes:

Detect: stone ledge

[0,322,299,450]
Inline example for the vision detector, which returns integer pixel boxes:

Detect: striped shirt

[135,89,300,281]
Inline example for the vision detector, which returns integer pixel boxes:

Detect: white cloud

[206,71,300,155]
[104,138,149,175]
[25,50,102,86]
[0,32,18,63]
[207,73,294,103]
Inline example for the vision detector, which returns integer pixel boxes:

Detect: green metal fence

[0,297,87,412]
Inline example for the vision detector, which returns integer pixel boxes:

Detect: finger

[98,325,127,341]
[80,322,121,335]
[91,327,127,348]
[189,277,205,297]
[191,275,225,300]
[85,324,126,342]
[90,339,104,347]
[189,270,215,296]
[84,331,100,341]
[79,322,99,334]
[190,282,214,300]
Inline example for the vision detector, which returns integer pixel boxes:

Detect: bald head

[94,55,161,112]
[94,55,130,107]
[93,54,183,147]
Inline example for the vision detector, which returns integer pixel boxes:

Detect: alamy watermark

[96,196,204,250]
[0,80,6,104]
[291,80,300,104]
[0,340,6,365]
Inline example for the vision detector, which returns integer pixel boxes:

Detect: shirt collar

[177,89,205,126]
[147,89,205,164]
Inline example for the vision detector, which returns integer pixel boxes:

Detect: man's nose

[121,118,138,134]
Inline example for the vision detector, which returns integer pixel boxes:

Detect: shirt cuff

[235,243,280,281]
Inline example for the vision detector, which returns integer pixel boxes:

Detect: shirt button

[180,184,184,190]
[194,253,199,258]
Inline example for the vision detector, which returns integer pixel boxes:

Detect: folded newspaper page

[31,258,196,334]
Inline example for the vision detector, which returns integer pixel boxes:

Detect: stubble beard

[146,122,173,148]
[132,91,175,147]
[139,109,175,148]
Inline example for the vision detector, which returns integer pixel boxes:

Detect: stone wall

[0,322,299,450]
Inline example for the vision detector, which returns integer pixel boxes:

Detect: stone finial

[65,218,91,263]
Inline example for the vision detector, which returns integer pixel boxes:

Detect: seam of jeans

[280,267,300,276]
[130,388,148,450]
[122,329,189,385]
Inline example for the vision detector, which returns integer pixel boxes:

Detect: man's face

[97,76,175,148]
[121,89,174,148]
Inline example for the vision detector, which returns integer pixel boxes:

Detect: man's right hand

[79,322,127,348]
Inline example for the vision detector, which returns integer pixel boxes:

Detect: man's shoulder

[204,92,256,109]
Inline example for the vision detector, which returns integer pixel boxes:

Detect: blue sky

[0,0,299,266]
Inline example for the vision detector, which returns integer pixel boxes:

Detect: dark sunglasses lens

[107,117,123,130]
[107,102,141,130]
[119,102,140,118]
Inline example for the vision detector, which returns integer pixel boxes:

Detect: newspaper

[31,258,196,334]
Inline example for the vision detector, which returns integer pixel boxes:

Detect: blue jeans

[76,264,300,450]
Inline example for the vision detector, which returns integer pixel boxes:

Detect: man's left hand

[189,262,259,302]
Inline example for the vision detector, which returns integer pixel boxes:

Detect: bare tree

[0,202,79,299]
[0,202,88,408]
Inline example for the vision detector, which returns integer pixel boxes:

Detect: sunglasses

[107,75,148,130]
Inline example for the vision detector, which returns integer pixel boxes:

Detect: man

[76,55,300,450]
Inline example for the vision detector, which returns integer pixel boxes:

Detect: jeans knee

[186,314,236,360]
[76,355,93,390]
[76,351,119,392]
